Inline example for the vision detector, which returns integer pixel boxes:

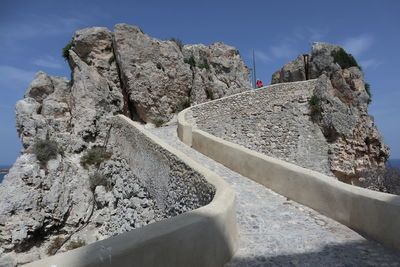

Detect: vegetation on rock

[331,48,360,70]
[66,239,87,251]
[169,37,183,51]
[197,62,210,70]
[176,98,191,112]
[80,147,112,169]
[62,41,74,60]
[32,139,59,166]
[47,237,66,255]
[184,56,196,67]
[89,171,110,191]
[153,118,165,127]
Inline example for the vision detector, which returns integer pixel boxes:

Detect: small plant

[82,57,91,65]
[365,82,372,104]
[89,171,110,191]
[80,147,112,169]
[32,140,59,166]
[66,239,87,251]
[169,37,183,51]
[331,48,360,70]
[197,62,210,70]
[184,56,196,68]
[108,56,115,65]
[62,41,74,60]
[153,118,165,127]
[309,95,322,119]
[47,237,66,255]
[176,98,191,112]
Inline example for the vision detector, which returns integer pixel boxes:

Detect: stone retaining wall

[189,80,332,176]
[178,89,400,252]
[24,115,238,267]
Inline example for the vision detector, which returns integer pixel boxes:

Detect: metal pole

[252,49,257,88]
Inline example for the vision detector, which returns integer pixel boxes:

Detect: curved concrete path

[149,125,400,266]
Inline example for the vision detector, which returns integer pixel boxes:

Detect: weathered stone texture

[1,23,237,266]
[190,80,332,176]
[270,42,389,183]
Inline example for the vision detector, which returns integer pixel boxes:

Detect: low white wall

[178,106,400,252]
[24,115,238,267]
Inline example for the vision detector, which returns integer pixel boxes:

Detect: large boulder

[1,23,250,265]
[271,42,389,184]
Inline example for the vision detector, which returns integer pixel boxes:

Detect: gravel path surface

[149,125,400,266]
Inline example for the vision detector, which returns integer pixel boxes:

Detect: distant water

[0,165,11,184]
[388,159,400,168]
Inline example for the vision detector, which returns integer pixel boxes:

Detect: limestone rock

[2,23,232,264]
[271,42,389,183]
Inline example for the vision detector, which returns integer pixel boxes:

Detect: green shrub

[80,147,112,169]
[170,37,183,51]
[47,237,66,255]
[197,62,210,70]
[89,171,110,191]
[32,140,59,166]
[66,239,86,251]
[184,56,196,67]
[153,118,165,127]
[82,58,91,65]
[309,95,322,119]
[62,41,74,60]
[331,48,360,69]
[176,98,191,112]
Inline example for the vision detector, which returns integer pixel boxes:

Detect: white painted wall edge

[24,115,238,267]
[178,102,400,252]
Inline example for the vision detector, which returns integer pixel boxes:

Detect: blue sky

[0,0,399,165]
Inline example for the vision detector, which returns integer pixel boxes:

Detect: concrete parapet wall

[178,92,400,252]
[24,115,238,267]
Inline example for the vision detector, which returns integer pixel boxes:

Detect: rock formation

[0,24,248,266]
[272,42,389,184]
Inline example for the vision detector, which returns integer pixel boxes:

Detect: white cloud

[0,65,36,85]
[269,44,295,59]
[254,50,271,63]
[0,15,87,44]
[33,56,63,69]
[342,35,373,56]
[359,58,383,69]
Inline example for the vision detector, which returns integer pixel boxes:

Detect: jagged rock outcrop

[0,24,244,266]
[271,42,389,184]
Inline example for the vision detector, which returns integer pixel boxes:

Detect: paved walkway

[150,125,400,266]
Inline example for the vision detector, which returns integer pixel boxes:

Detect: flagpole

[252,49,257,89]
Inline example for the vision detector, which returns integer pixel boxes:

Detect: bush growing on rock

[89,171,109,191]
[80,147,112,169]
[176,98,191,112]
[47,237,66,255]
[66,239,86,251]
[169,37,183,51]
[197,62,210,70]
[32,139,59,166]
[153,118,165,127]
[331,48,360,70]
[62,41,74,60]
[184,56,196,67]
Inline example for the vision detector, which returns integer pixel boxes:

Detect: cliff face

[272,42,390,184]
[0,24,248,266]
